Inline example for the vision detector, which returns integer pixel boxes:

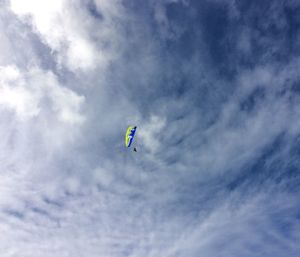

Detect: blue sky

[0,0,300,256]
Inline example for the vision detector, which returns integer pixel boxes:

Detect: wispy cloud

[0,0,300,256]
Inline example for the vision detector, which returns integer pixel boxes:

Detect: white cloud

[0,65,40,119]
[10,0,64,48]
[139,115,166,153]
[9,0,115,72]
[0,1,300,256]
[0,65,85,124]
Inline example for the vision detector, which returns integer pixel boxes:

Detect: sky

[0,0,300,256]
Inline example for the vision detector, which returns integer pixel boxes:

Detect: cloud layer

[0,0,300,256]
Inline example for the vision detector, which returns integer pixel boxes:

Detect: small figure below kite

[125,126,137,152]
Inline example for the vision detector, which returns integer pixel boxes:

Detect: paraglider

[125,126,137,151]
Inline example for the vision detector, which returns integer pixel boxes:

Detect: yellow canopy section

[125,126,133,147]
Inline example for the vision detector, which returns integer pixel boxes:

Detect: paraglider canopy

[125,126,137,148]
